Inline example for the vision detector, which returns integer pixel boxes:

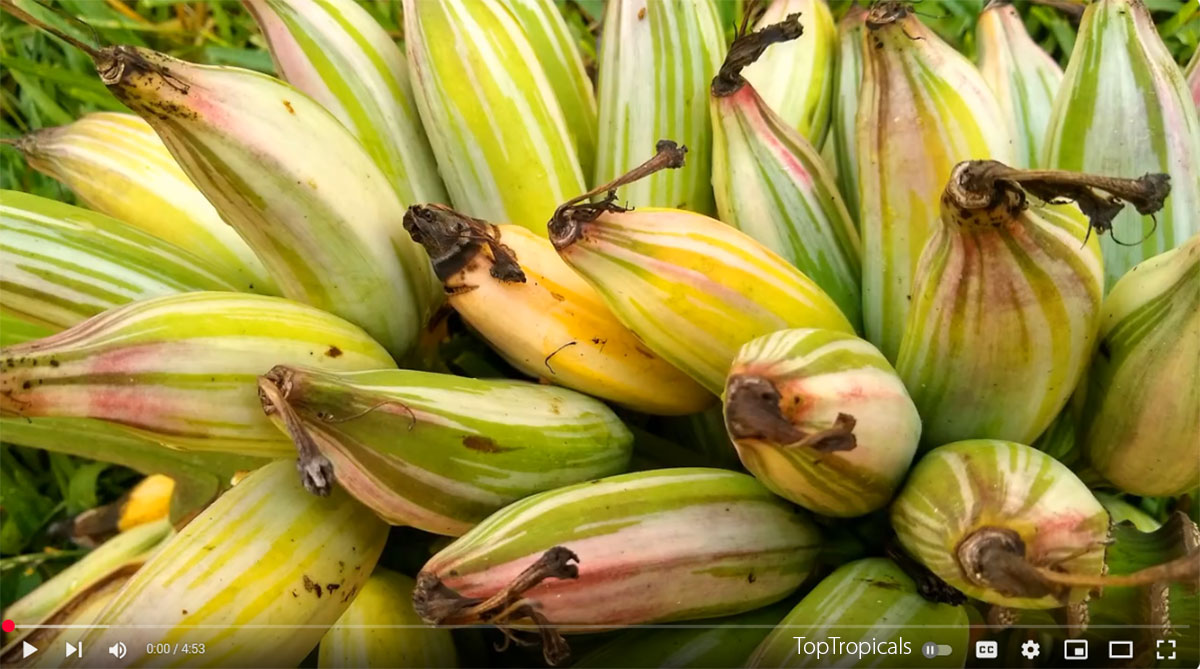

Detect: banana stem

[548,140,686,249]
[945,160,1171,241]
[0,0,105,59]
[1035,550,1200,589]
[711,13,803,98]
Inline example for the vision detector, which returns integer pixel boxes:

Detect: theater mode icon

[975,640,998,659]
[1109,640,1134,660]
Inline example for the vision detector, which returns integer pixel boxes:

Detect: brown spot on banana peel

[463,435,517,454]
[404,204,526,283]
[711,13,803,98]
[549,140,687,250]
[414,547,580,666]
[257,367,333,496]
[725,374,858,452]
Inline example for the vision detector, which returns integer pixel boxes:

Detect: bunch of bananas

[1,0,1198,667]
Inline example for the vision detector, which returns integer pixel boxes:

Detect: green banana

[1081,234,1200,496]
[1,190,239,331]
[857,2,1013,361]
[498,0,598,176]
[0,292,396,457]
[710,15,863,327]
[414,468,821,665]
[94,44,440,359]
[9,112,275,293]
[594,0,725,214]
[257,364,632,535]
[740,0,836,144]
[66,459,388,668]
[724,328,919,517]
[977,0,1064,168]
[1043,0,1200,287]
[402,0,585,234]
[244,0,447,205]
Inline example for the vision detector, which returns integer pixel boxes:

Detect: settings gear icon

[1020,639,1041,660]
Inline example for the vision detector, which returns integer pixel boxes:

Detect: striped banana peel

[1044,0,1200,287]
[826,4,867,219]
[9,113,275,294]
[710,15,862,328]
[65,459,389,668]
[1,190,240,331]
[498,0,598,176]
[740,0,836,145]
[0,310,262,522]
[318,569,457,668]
[3,557,154,668]
[0,292,396,457]
[896,162,1120,449]
[414,468,821,665]
[1,520,172,642]
[244,0,447,205]
[977,1,1064,168]
[94,45,440,359]
[747,558,970,668]
[550,145,855,394]
[0,307,261,522]
[1080,234,1200,496]
[403,204,714,415]
[402,0,585,234]
[594,0,725,214]
[857,2,1014,362]
[258,365,632,535]
[1187,46,1199,107]
[891,440,1109,609]
[724,328,919,517]
[0,310,53,347]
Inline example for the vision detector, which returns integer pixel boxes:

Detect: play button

[22,641,38,658]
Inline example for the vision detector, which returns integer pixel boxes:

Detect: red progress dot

[1,619,14,633]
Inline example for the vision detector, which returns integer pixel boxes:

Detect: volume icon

[108,642,127,659]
